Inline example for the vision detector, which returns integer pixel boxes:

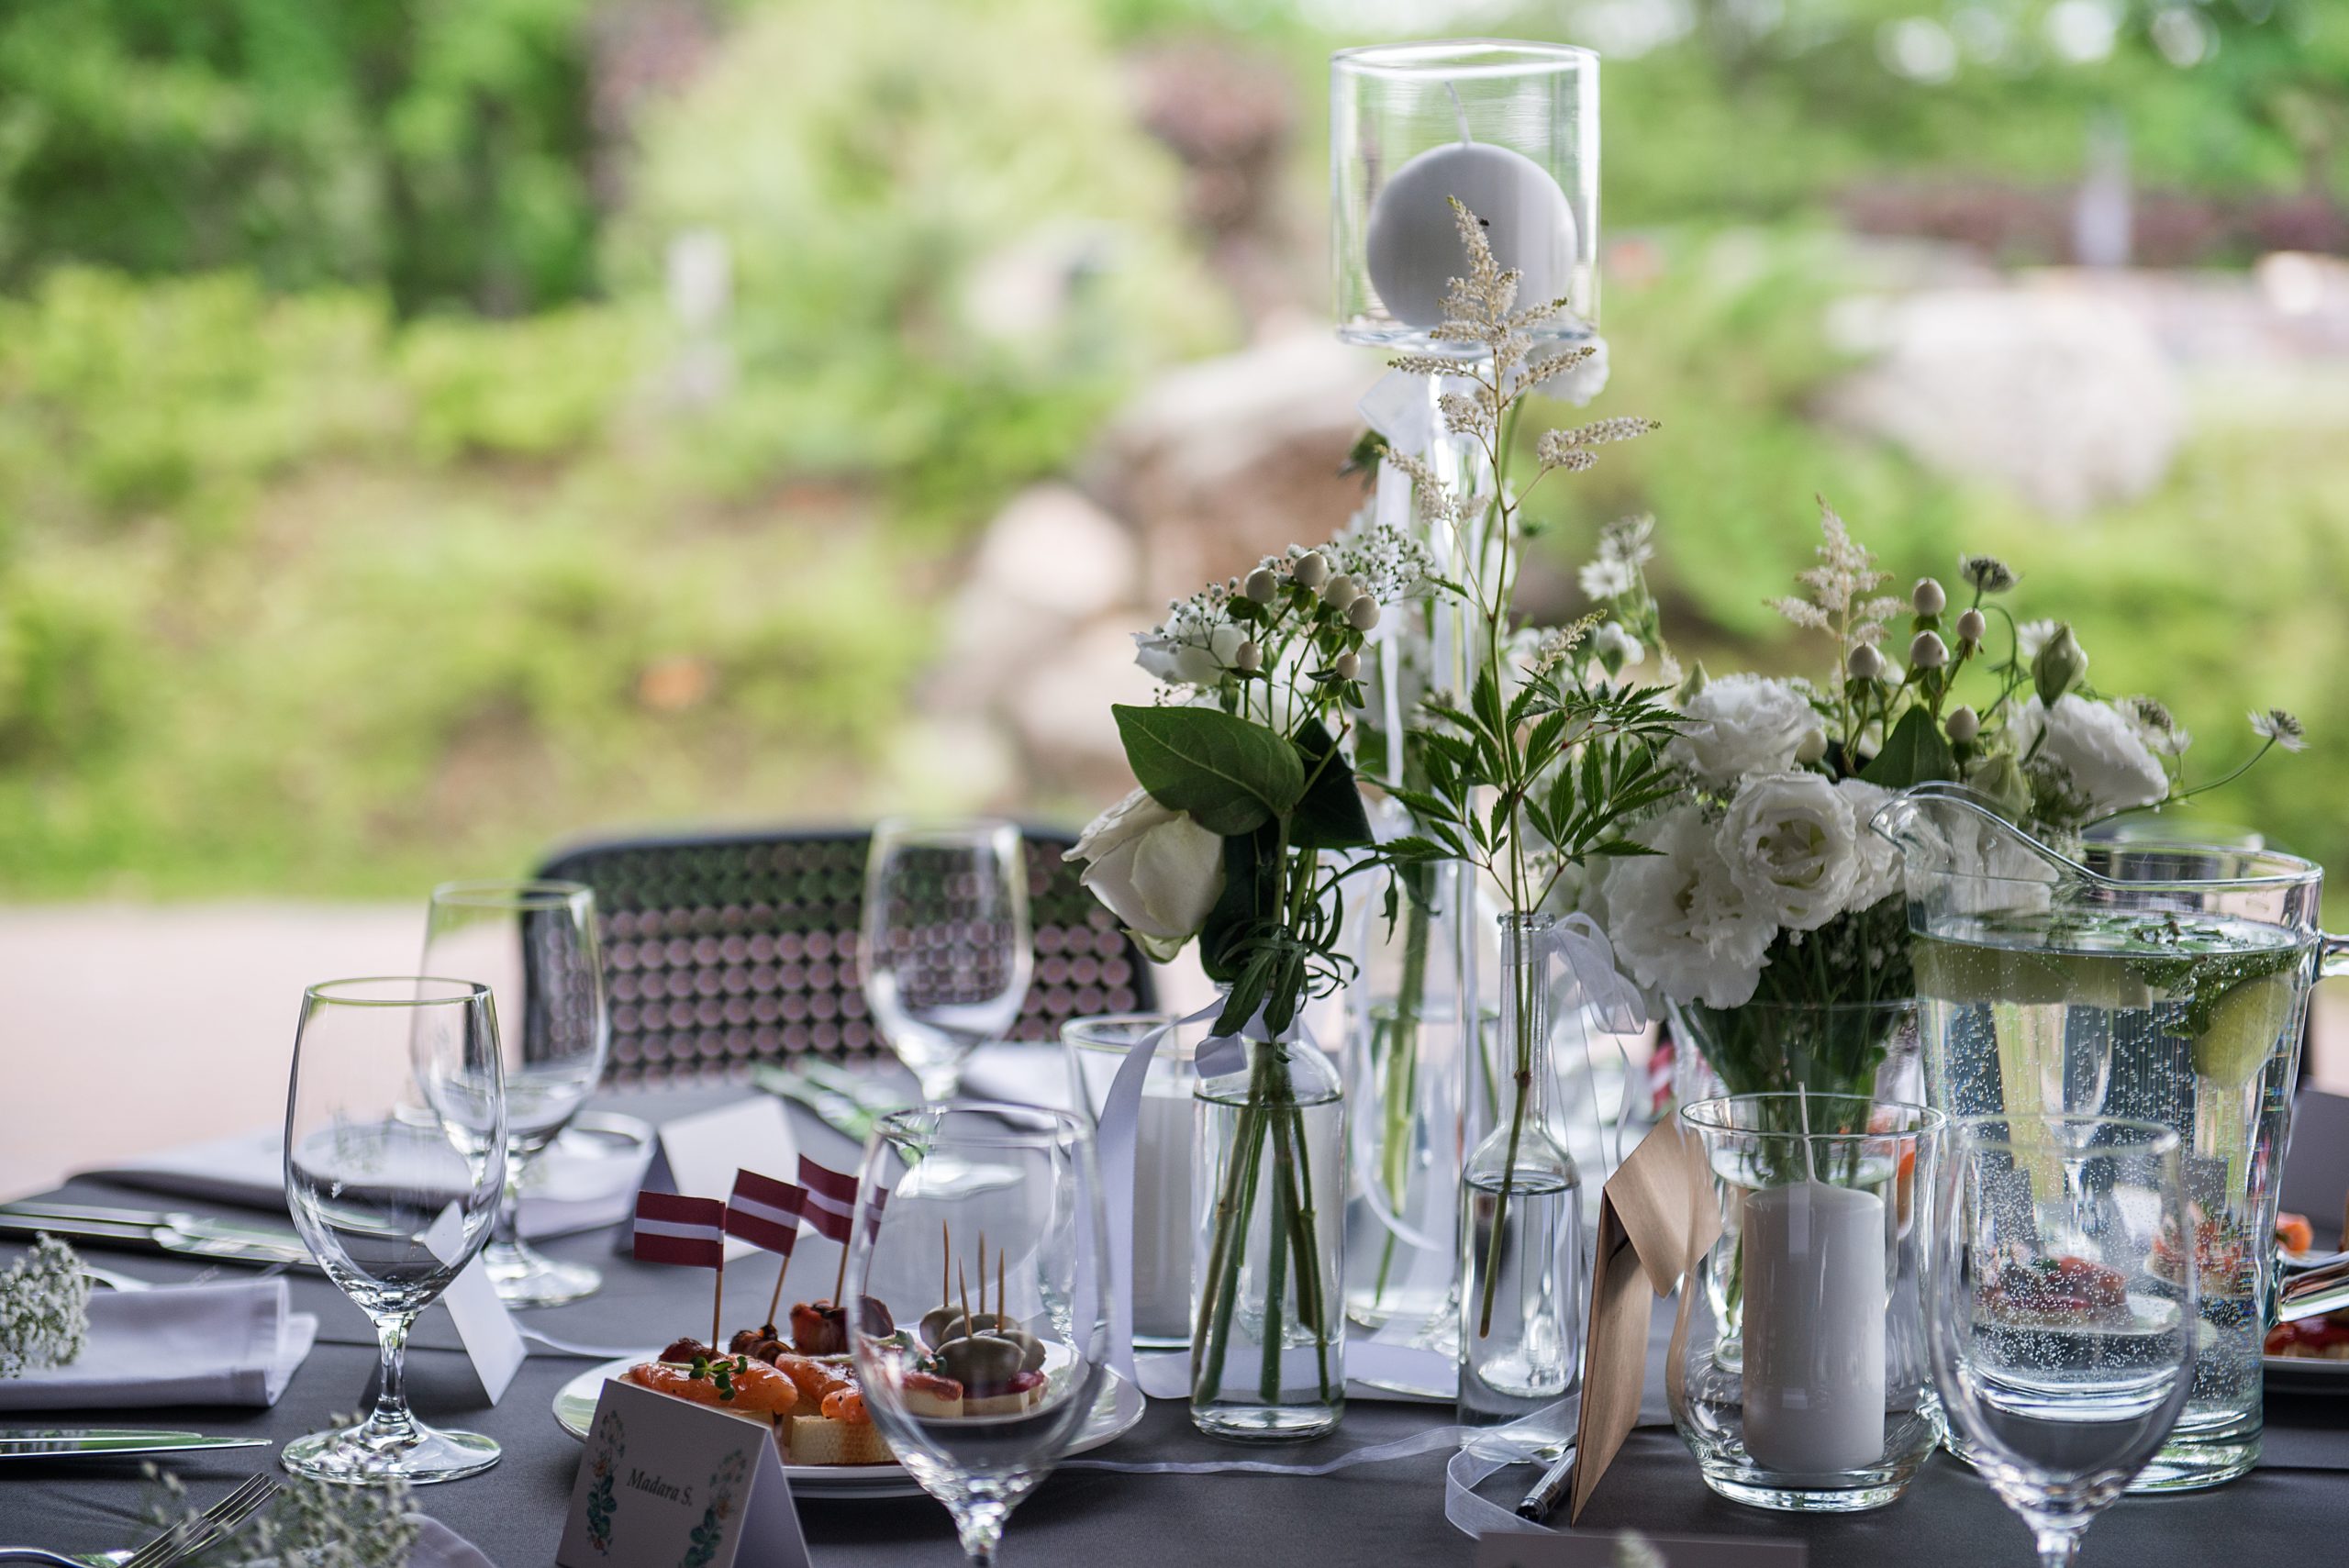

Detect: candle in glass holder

[1131,1084,1194,1340]
[1742,1180,1887,1473]
[1364,139,1578,330]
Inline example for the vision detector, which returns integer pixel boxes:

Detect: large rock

[1004,617,1163,799]
[1820,284,2185,517]
[926,484,1137,714]
[1087,328,1382,603]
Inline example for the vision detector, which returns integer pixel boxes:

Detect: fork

[0,1472,281,1567]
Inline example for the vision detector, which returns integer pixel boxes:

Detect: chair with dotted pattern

[535,826,1155,1089]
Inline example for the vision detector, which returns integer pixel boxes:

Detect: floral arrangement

[0,1234,89,1376]
[143,1458,417,1568]
[1579,501,2303,1095]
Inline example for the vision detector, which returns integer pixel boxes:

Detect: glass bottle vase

[1458,911,1583,1455]
[1191,1015,1347,1440]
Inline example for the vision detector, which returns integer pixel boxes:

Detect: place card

[620,1099,799,1262]
[1569,1118,1719,1522]
[1477,1529,1805,1567]
[556,1377,809,1568]
[424,1206,527,1404]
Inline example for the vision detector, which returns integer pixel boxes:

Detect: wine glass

[862,818,1032,1105]
[283,978,507,1484]
[422,879,607,1306]
[1926,1115,2197,1568]
[846,1103,1108,1568]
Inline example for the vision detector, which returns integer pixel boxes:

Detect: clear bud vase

[1458,912,1584,1455]
[1192,1012,1347,1441]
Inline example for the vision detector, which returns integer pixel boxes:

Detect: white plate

[551,1354,1146,1499]
[2266,1352,2349,1396]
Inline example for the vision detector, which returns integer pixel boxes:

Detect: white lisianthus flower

[2010,695,2170,817]
[1833,777,1905,911]
[1670,674,1826,790]
[1601,805,1775,1008]
[1715,773,1860,932]
[1063,787,1224,961]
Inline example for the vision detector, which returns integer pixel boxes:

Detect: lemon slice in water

[2191,972,2295,1086]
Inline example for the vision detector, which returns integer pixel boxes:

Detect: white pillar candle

[1742,1180,1887,1473]
[1364,140,1578,329]
[1131,1085,1195,1340]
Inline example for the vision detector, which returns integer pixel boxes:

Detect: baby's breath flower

[0,1235,89,1375]
[2252,708,2307,751]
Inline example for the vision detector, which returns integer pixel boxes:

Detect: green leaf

[1197,828,1276,983]
[1289,720,1375,850]
[1859,706,1958,790]
[1472,667,1505,740]
[1113,704,1305,837]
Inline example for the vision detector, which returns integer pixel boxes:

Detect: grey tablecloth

[7,1086,2347,1566]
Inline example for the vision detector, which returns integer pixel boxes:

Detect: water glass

[283,977,507,1484]
[422,879,607,1306]
[863,818,1032,1103]
[846,1103,1108,1568]
[1927,1116,2197,1567]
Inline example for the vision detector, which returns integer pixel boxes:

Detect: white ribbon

[1359,369,1438,459]
[1551,913,1645,1038]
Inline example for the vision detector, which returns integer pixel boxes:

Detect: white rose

[1670,674,1826,790]
[1833,777,1905,912]
[1715,773,1860,932]
[1063,787,1224,961]
[2010,695,2169,817]
[1601,804,1775,1008]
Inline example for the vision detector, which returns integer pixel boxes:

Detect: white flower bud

[1847,643,1885,682]
[1795,728,1828,765]
[1234,640,1262,673]
[1346,595,1380,632]
[1320,573,1358,608]
[1909,630,1949,670]
[1244,568,1277,604]
[1912,578,1946,615]
[1956,607,1987,645]
[1946,705,1980,743]
[1290,551,1329,589]
[1334,651,1362,682]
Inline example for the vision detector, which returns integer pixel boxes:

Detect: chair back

[536,826,1154,1087]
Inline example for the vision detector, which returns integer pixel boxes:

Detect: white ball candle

[1364,140,1578,329]
[1741,1180,1888,1473]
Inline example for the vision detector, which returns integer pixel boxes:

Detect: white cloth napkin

[961,1042,1077,1112]
[410,1517,497,1568]
[0,1279,316,1410]
[82,1124,651,1240]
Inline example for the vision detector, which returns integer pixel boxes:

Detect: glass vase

[1457,911,1583,1455]
[1672,1093,1943,1512]
[1191,1014,1347,1440]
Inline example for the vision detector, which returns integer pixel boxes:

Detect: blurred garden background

[6,0,2345,1184]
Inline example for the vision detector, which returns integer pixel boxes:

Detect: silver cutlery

[0,1471,279,1566]
[0,1429,273,1462]
[0,1205,313,1271]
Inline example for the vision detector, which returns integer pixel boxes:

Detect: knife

[0,1429,273,1461]
[0,1207,313,1270]
[1516,1447,1577,1521]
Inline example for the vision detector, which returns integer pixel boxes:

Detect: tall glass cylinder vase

[1458,912,1582,1454]
[1192,1012,1347,1441]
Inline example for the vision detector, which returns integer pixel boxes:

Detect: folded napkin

[83,1123,651,1240]
[410,1517,498,1568]
[962,1042,1078,1113]
[0,1279,316,1410]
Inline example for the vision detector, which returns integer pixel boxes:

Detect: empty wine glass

[422,879,607,1306]
[863,818,1032,1105]
[284,978,507,1484]
[846,1103,1108,1568]
[1927,1115,2196,1567]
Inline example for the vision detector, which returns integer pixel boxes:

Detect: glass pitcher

[1873,783,2349,1490]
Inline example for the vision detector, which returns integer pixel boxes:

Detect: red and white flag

[796,1156,885,1242]
[633,1191,726,1269]
[725,1169,805,1258]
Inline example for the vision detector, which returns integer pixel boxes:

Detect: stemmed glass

[1926,1115,2197,1567]
[846,1103,1108,1568]
[283,978,507,1484]
[863,818,1033,1106]
[421,880,607,1306]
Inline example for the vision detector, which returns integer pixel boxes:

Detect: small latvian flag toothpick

[798,1155,886,1307]
[634,1191,728,1351]
[725,1169,807,1332]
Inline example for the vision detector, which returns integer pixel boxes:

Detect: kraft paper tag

[1477,1529,1805,1566]
[556,1377,810,1568]
[1568,1118,1720,1522]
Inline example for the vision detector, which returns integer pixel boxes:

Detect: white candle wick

[1445,82,1474,145]
[1798,1084,1818,1184]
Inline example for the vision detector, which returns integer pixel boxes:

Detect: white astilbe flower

[1538,417,1659,475]
[1770,498,1906,647]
